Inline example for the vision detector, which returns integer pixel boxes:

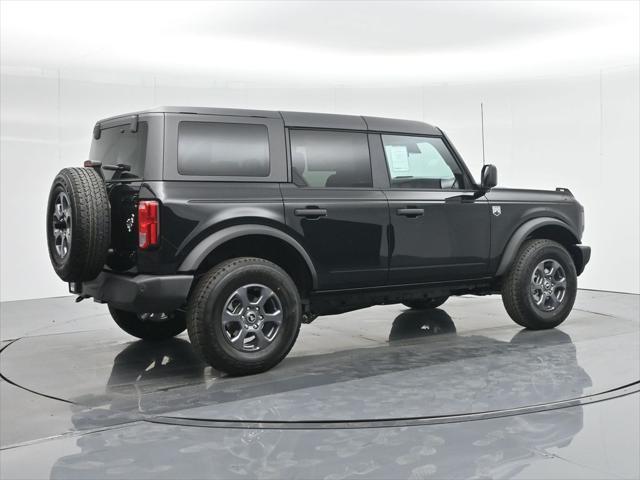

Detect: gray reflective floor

[1,290,638,479]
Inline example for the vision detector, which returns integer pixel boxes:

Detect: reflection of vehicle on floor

[46,107,591,374]
[105,338,205,396]
[51,311,593,479]
[388,308,457,341]
[67,338,205,424]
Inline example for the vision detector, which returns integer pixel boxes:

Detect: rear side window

[382,135,465,189]
[89,122,148,180]
[178,122,270,177]
[290,130,372,188]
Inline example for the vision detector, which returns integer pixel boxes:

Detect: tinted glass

[89,122,148,180]
[290,130,372,188]
[382,135,465,189]
[178,122,270,177]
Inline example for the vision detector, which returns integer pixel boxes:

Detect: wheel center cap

[246,311,257,324]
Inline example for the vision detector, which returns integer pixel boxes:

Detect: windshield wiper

[102,163,131,172]
[107,163,140,182]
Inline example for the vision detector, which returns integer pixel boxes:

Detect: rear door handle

[397,208,424,218]
[294,208,327,219]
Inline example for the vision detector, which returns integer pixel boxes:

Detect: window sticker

[388,145,409,173]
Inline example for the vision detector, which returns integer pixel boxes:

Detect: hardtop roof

[97,106,441,136]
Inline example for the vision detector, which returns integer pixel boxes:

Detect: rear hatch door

[89,118,149,272]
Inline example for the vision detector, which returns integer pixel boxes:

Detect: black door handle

[294,208,327,219]
[397,208,424,218]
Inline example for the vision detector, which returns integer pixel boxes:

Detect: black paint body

[83,107,589,314]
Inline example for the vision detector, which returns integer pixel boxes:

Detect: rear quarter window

[290,130,372,188]
[178,122,270,177]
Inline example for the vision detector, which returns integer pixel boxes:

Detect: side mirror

[481,164,498,190]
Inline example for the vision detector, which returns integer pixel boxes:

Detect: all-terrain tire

[403,296,449,310]
[46,167,110,282]
[186,257,302,376]
[109,306,187,341]
[501,239,577,330]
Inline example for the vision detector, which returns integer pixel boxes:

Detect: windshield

[89,122,148,180]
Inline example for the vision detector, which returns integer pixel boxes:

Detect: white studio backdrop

[1,65,638,302]
[1,1,639,301]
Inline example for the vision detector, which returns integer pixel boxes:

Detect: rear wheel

[403,296,448,310]
[46,167,110,282]
[109,306,187,341]
[501,239,577,329]
[186,257,302,376]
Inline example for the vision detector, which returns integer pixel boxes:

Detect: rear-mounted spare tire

[46,167,111,282]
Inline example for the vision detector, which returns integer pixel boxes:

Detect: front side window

[178,122,270,177]
[290,130,372,188]
[382,135,465,189]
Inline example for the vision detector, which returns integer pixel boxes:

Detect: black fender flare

[495,217,580,277]
[178,224,318,289]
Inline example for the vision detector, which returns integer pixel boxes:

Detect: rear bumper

[569,245,591,276]
[79,272,194,313]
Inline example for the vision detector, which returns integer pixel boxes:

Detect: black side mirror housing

[481,164,498,190]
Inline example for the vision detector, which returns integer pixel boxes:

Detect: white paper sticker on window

[388,146,409,172]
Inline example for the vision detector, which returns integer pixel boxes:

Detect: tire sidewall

[200,262,301,367]
[519,243,577,325]
[46,167,110,282]
[46,174,77,276]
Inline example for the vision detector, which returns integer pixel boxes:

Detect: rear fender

[178,224,318,289]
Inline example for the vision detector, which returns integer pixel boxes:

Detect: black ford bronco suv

[47,107,591,375]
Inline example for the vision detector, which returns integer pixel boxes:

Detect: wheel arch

[496,217,581,277]
[178,225,318,295]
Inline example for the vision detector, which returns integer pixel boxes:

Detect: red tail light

[138,200,159,249]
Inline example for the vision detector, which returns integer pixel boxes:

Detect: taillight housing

[138,200,159,249]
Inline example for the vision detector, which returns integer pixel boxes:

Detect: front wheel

[186,257,302,376]
[501,239,577,330]
[109,306,186,341]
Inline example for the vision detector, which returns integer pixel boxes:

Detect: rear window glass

[89,122,148,180]
[178,122,270,177]
[290,130,372,188]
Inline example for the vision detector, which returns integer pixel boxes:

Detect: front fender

[495,217,580,277]
[177,224,318,288]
